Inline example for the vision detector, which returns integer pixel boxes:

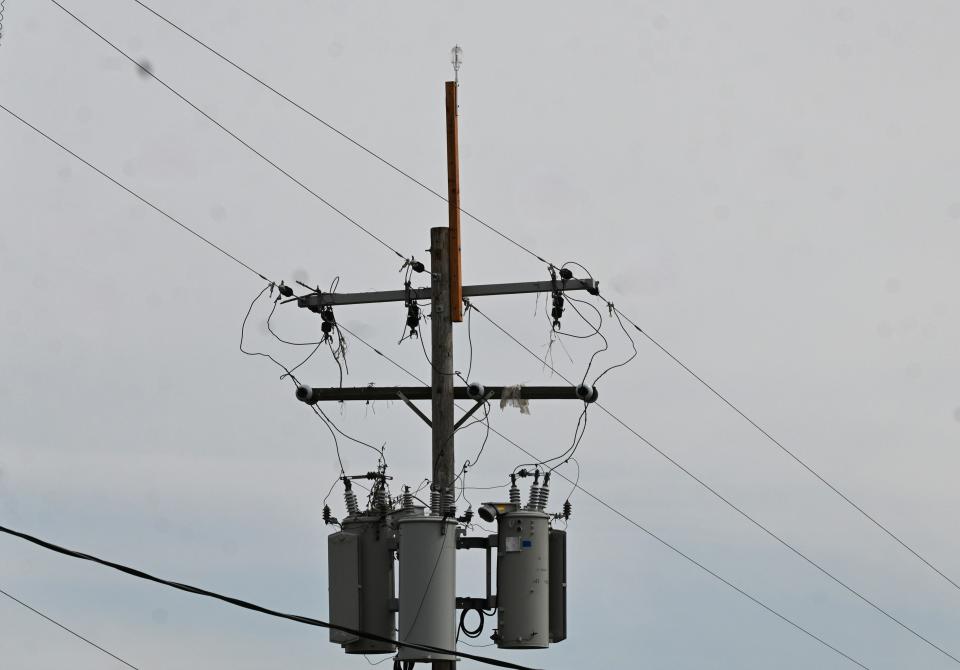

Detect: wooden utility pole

[445,81,463,322]
[291,77,600,669]
[430,225,456,526]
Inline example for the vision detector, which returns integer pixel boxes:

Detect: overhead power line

[0,102,270,283]
[332,322,873,670]
[0,524,535,670]
[0,586,140,669]
[121,0,960,597]
[606,302,960,594]
[468,303,960,666]
[126,0,551,267]
[49,0,408,263]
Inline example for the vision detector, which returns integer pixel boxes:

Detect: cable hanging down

[0,524,536,670]
[468,304,960,666]
[123,0,960,597]
[327,324,875,670]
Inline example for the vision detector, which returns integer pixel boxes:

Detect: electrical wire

[0,586,139,669]
[321,326,875,670]
[604,299,960,595]
[127,0,552,267]
[0,102,270,283]
[0,525,534,670]
[470,303,960,665]
[49,0,408,263]
[118,0,956,602]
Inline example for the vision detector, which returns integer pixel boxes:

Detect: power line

[331,322,874,670]
[48,0,408,263]
[125,0,553,267]
[0,524,535,670]
[0,102,270,283]
[469,303,960,666]
[122,0,959,595]
[607,301,960,594]
[0,586,140,669]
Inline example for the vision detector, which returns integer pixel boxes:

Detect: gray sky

[1,1,959,668]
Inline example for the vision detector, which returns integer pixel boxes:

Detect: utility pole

[292,75,599,667]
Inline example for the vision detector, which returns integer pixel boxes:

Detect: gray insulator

[509,483,521,506]
[527,484,541,510]
[402,487,415,511]
[373,487,388,512]
[538,484,550,511]
[344,489,360,517]
[444,490,456,518]
[430,488,441,516]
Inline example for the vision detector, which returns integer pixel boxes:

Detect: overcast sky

[2,1,959,669]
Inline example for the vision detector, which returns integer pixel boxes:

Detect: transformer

[396,514,458,661]
[327,512,396,654]
[495,508,551,648]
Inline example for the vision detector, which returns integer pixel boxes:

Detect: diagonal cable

[332,322,873,670]
[0,525,534,670]
[468,303,960,666]
[0,587,140,669]
[49,0,407,263]
[124,0,960,596]
[0,102,271,283]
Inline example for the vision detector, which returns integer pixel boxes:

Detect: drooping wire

[49,0,409,263]
[119,0,955,603]
[0,525,533,670]
[0,102,271,283]
[318,326,875,670]
[470,303,960,665]
[0,586,140,669]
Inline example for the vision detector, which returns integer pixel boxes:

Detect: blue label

[522,539,532,548]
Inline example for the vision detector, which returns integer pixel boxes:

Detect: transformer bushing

[397,515,458,661]
[327,514,397,654]
[496,508,550,649]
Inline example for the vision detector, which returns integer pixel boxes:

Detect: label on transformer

[505,536,521,552]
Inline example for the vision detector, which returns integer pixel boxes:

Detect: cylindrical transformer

[397,516,458,661]
[496,509,550,649]
[327,515,397,654]
[548,529,567,643]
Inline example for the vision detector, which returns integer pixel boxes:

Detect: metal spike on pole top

[451,45,463,85]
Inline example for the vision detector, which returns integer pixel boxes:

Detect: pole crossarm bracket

[453,390,495,430]
[396,390,433,427]
[294,278,599,310]
[295,384,594,404]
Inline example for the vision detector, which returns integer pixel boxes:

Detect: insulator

[552,294,564,307]
[527,485,541,510]
[563,499,572,520]
[443,490,456,518]
[344,488,359,516]
[538,484,550,511]
[322,320,334,335]
[322,504,332,524]
[411,260,425,273]
[509,482,521,505]
[277,283,294,298]
[373,486,388,512]
[458,507,473,524]
[401,486,414,511]
[559,267,573,281]
[430,488,441,515]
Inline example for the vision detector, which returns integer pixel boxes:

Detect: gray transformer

[397,515,458,662]
[496,509,551,649]
[327,515,397,654]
